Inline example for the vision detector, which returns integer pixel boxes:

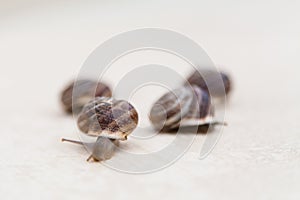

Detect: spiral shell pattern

[149,85,214,131]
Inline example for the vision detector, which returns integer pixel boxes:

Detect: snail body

[149,85,214,131]
[62,97,138,161]
[61,80,112,114]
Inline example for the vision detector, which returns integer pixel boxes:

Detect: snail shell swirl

[149,85,214,131]
[169,85,214,129]
[149,86,194,131]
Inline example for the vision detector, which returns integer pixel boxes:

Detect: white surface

[0,0,300,199]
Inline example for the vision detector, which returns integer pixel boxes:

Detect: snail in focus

[62,97,139,161]
[60,80,112,114]
[186,69,231,98]
[149,85,222,132]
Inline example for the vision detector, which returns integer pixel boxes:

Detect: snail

[186,69,231,98]
[149,85,221,132]
[60,79,112,114]
[62,97,139,161]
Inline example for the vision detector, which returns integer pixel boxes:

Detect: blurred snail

[62,97,139,162]
[60,79,112,114]
[149,85,222,132]
[186,69,231,98]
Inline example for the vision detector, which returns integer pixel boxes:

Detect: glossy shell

[61,80,112,114]
[186,69,231,97]
[149,85,214,131]
[77,97,139,140]
[169,85,214,129]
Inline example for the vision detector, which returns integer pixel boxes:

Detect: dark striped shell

[149,85,214,131]
[61,80,112,114]
[186,69,231,97]
[77,97,139,140]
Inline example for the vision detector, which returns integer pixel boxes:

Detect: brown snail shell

[60,80,112,114]
[62,96,139,162]
[186,69,231,97]
[77,97,139,140]
[149,85,214,131]
[149,86,194,130]
[169,85,214,129]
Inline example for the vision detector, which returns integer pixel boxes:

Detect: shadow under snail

[62,97,139,162]
[61,80,112,114]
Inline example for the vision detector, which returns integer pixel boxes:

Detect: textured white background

[0,0,300,199]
